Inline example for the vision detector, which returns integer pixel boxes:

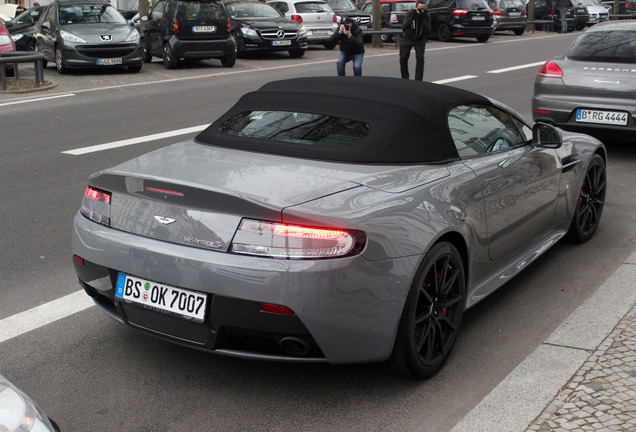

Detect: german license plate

[272,40,291,46]
[576,109,628,125]
[311,30,331,35]
[193,25,216,32]
[97,58,122,65]
[472,15,485,20]
[116,273,207,322]
[509,11,521,17]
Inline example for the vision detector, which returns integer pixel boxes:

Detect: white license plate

[576,109,628,125]
[97,58,122,65]
[193,25,216,32]
[272,40,291,46]
[508,11,521,17]
[116,274,207,322]
[472,15,485,20]
[311,30,331,35]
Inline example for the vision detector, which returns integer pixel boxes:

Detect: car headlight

[0,35,12,46]
[126,28,140,42]
[11,33,24,41]
[60,30,86,43]
[298,26,307,37]
[0,376,58,432]
[240,26,258,38]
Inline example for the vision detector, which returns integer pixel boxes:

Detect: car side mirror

[41,21,50,30]
[533,123,562,149]
[5,22,12,29]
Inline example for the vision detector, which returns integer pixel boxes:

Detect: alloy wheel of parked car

[566,154,606,243]
[387,242,465,378]
[55,46,67,74]
[162,44,178,69]
[380,29,394,43]
[437,23,451,42]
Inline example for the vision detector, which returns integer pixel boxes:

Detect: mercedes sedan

[73,77,607,379]
[533,20,636,142]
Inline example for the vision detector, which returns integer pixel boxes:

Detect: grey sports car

[72,77,607,378]
[533,20,636,142]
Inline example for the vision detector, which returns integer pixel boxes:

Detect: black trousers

[399,37,426,81]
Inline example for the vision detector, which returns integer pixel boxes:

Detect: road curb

[449,249,636,432]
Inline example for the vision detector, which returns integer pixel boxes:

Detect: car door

[36,4,57,60]
[448,104,561,261]
[144,0,169,55]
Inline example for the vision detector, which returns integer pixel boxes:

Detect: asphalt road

[1,31,635,432]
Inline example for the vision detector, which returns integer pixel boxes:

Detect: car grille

[260,30,298,40]
[354,16,371,24]
[75,44,138,59]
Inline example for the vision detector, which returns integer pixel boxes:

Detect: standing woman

[400,0,431,81]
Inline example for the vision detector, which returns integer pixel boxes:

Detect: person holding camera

[329,17,365,76]
[400,0,431,81]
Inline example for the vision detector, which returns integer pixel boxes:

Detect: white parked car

[579,0,609,24]
[0,3,26,20]
[267,0,338,47]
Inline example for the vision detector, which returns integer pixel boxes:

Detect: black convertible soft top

[195,76,492,164]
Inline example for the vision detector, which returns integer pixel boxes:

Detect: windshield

[325,0,358,12]
[568,30,636,63]
[227,3,282,18]
[59,4,126,24]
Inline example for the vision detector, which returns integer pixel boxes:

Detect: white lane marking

[0,93,75,107]
[433,75,478,84]
[0,290,94,344]
[63,124,208,155]
[487,61,546,74]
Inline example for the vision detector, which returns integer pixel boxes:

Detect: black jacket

[402,8,431,41]
[329,21,365,55]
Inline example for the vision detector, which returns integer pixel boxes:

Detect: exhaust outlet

[279,336,313,356]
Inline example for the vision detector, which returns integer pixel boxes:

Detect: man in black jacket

[329,17,365,76]
[400,0,431,80]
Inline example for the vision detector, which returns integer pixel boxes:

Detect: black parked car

[141,0,236,69]
[325,0,371,27]
[6,5,45,51]
[34,0,143,73]
[532,0,576,32]
[225,1,307,57]
[360,0,415,42]
[427,0,494,42]
[599,0,634,16]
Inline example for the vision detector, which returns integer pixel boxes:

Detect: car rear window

[294,2,331,13]
[393,2,416,11]
[568,30,636,63]
[176,0,226,20]
[219,111,370,148]
[455,0,490,9]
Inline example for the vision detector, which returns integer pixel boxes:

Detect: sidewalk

[450,250,636,432]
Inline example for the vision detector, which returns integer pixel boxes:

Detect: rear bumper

[72,212,416,364]
[168,36,235,59]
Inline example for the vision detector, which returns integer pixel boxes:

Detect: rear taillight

[332,14,337,23]
[521,9,527,16]
[451,9,468,16]
[172,19,179,34]
[538,61,564,78]
[80,186,111,227]
[227,19,231,33]
[627,3,633,8]
[230,219,365,259]
[493,8,502,15]
[291,14,303,23]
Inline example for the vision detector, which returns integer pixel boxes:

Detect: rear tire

[437,23,451,42]
[476,33,490,42]
[386,242,465,379]
[220,52,236,67]
[513,28,525,35]
[565,154,606,243]
[162,44,179,69]
[128,64,142,73]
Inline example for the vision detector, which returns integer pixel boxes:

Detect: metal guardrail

[527,20,555,33]
[0,51,46,92]
[362,29,403,47]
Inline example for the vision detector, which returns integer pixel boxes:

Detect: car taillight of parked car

[291,14,303,23]
[172,19,179,34]
[492,8,503,15]
[451,9,469,16]
[80,186,111,227]
[332,14,337,22]
[538,60,563,78]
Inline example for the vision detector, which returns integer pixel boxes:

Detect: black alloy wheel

[437,23,451,42]
[55,46,66,74]
[162,44,178,69]
[387,242,465,379]
[566,154,606,243]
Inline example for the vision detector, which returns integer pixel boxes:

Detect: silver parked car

[267,0,338,47]
[73,77,606,379]
[580,0,609,24]
[533,20,636,142]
